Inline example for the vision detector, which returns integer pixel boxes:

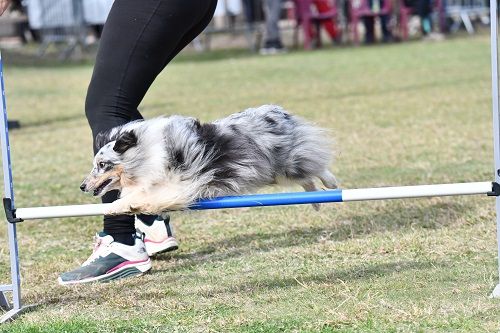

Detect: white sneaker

[423,32,445,42]
[135,217,179,256]
[58,232,151,285]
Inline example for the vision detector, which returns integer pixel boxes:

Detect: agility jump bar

[9,181,495,221]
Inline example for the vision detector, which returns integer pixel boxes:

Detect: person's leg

[312,0,338,40]
[261,0,284,51]
[418,0,432,35]
[86,0,218,142]
[60,0,217,285]
[363,16,375,43]
[380,14,392,41]
[85,0,217,245]
[378,0,392,41]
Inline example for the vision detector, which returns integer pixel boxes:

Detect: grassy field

[0,35,499,332]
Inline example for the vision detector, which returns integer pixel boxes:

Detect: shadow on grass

[12,102,175,130]
[1,46,258,68]
[1,48,95,68]
[184,259,445,298]
[162,200,474,272]
[37,258,447,309]
[295,73,486,104]
[14,114,85,130]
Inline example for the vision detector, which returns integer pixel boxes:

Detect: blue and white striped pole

[192,182,492,209]
[12,181,493,220]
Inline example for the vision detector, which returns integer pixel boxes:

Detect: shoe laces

[92,234,103,251]
[82,235,111,266]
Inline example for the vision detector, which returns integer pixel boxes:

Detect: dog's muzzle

[92,179,113,196]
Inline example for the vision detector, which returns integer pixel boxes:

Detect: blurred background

[0,0,491,60]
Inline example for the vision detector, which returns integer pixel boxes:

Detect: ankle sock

[136,214,157,227]
[137,214,171,228]
[110,233,135,246]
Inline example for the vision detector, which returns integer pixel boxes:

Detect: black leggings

[85,0,217,235]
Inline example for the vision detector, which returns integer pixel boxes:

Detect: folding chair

[293,0,339,49]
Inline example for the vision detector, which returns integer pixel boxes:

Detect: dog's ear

[113,130,138,154]
[95,130,112,150]
[191,118,202,131]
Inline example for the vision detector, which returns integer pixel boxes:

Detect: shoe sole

[259,49,287,56]
[145,237,179,256]
[58,259,152,286]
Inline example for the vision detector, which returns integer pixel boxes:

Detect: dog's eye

[98,162,106,169]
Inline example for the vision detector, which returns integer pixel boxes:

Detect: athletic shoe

[58,232,151,285]
[135,216,179,256]
[422,32,445,42]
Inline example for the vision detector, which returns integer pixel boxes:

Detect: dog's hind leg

[319,169,338,189]
[301,180,321,211]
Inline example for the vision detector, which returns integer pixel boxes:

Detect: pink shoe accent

[107,258,150,274]
[144,237,174,244]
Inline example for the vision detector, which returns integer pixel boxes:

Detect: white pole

[16,204,107,220]
[342,182,492,201]
[14,182,493,221]
[489,0,500,298]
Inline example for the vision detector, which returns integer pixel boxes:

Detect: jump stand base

[490,284,500,298]
[0,305,33,323]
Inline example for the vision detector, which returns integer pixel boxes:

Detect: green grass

[1,36,500,332]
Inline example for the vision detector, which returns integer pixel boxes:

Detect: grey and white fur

[80,105,338,215]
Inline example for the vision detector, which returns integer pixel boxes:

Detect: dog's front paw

[104,207,130,216]
[129,203,145,214]
[129,202,159,215]
[104,201,133,216]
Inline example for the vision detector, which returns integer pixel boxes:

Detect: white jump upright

[2,0,500,321]
[0,54,25,323]
[489,0,500,298]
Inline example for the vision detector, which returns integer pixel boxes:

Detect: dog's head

[80,130,137,197]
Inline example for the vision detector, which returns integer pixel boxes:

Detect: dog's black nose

[80,183,86,192]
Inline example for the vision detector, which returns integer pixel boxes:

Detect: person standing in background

[310,0,340,45]
[260,0,287,54]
